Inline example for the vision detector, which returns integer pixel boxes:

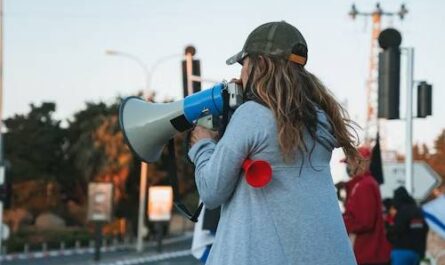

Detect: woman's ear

[258,56,266,66]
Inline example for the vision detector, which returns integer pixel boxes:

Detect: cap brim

[226,51,245,65]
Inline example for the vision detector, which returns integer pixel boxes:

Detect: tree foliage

[4,102,65,182]
[413,129,445,185]
[63,101,129,201]
[3,97,198,227]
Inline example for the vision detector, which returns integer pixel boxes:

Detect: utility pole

[404,47,414,195]
[349,3,408,145]
[0,0,4,259]
[182,45,201,97]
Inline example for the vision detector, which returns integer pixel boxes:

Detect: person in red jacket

[341,146,391,265]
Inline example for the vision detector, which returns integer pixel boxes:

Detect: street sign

[148,186,173,221]
[422,195,445,240]
[87,183,113,222]
[0,166,4,185]
[1,223,9,240]
[381,162,442,201]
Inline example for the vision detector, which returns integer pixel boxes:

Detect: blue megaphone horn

[119,82,243,163]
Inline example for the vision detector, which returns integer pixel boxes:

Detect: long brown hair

[247,55,361,164]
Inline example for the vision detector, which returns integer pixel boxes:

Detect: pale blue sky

[4,0,445,152]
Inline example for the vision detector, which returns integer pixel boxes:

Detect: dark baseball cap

[226,21,308,66]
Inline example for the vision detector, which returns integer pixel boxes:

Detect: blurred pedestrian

[382,198,397,243]
[387,186,429,265]
[191,204,215,264]
[341,146,391,265]
[188,21,359,265]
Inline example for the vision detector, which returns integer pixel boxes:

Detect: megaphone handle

[219,88,230,136]
[167,139,202,223]
[196,115,216,130]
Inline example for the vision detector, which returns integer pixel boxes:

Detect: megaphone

[119,82,243,163]
[242,159,272,188]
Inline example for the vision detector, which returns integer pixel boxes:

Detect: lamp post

[106,50,181,97]
[106,50,150,95]
[404,47,414,195]
[106,50,180,252]
[147,53,182,92]
[0,0,4,259]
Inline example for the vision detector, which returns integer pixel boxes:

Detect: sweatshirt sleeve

[188,102,267,209]
[343,182,378,234]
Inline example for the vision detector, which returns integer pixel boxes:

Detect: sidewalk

[427,230,445,265]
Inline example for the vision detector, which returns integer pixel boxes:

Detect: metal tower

[349,3,408,144]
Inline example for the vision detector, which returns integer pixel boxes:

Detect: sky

[4,0,445,159]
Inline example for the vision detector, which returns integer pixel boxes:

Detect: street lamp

[106,50,181,96]
[106,50,180,252]
[147,53,182,92]
[106,50,150,95]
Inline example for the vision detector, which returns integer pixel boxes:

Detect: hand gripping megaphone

[119,82,243,163]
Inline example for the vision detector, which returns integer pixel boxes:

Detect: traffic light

[378,28,402,119]
[417,81,432,118]
[182,45,201,97]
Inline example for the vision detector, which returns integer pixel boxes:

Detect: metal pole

[185,53,194,96]
[147,54,181,92]
[136,162,148,252]
[94,222,102,261]
[105,50,151,96]
[0,0,4,261]
[405,47,414,194]
[0,0,3,157]
[0,202,2,262]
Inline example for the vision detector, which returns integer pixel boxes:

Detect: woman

[188,21,360,265]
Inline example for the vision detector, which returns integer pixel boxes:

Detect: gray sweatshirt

[188,101,357,265]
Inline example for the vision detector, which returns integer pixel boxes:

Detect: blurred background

[1,0,445,264]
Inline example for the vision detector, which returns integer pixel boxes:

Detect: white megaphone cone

[119,97,186,162]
